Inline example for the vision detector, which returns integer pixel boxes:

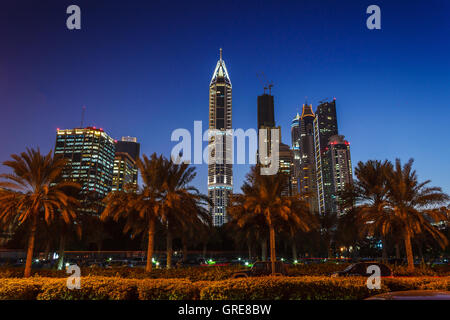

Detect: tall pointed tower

[299,103,318,213]
[208,49,233,226]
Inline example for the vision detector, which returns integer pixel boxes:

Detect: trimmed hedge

[0,276,448,300]
[199,276,390,300]
[0,278,46,300]
[0,266,241,281]
[2,263,447,280]
[137,279,204,300]
[37,277,139,300]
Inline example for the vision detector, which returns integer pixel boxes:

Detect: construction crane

[318,97,333,104]
[256,72,274,95]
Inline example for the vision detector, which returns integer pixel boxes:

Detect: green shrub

[0,276,449,300]
[390,265,437,277]
[0,266,242,281]
[199,276,390,300]
[1,263,447,280]
[0,278,47,300]
[137,279,206,300]
[287,263,351,276]
[37,277,139,300]
[383,277,450,291]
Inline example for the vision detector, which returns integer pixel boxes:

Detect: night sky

[1,0,449,196]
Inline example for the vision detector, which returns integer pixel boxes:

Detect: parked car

[232,261,287,278]
[331,262,392,277]
[105,259,130,268]
[366,290,450,300]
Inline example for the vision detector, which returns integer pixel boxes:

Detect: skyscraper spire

[210,48,231,87]
[301,103,315,119]
[208,50,233,226]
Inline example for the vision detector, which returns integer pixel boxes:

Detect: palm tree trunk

[182,238,188,262]
[43,241,51,261]
[292,240,297,261]
[418,244,425,265]
[404,231,414,271]
[145,218,155,272]
[24,215,38,278]
[261,238,267,261]
[269,226,276,275]
[381,236,388,263]
[166,229,173,269]
[326,236,332,259]
[395,243,400,259]
[57,234,66,270]
[202,242,207,258]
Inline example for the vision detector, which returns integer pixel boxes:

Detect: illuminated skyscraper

[298,103,318,213]
[208,49,233,226]
[54,127,116,210]
[116,136,140,161]
[112,152,137,192]
[313,99,339,214]
[291,113,301,195]
[279,142,294,196]
[322,135,353,214]
[113,136,140,191]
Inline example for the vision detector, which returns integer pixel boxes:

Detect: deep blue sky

[0,0,449,196]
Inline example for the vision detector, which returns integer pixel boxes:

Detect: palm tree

[341,160,393,261]
[0,148,80,277]
[229,166,314,274]
[157,159,211,268]
[383,159,449,270]
[102,154,164,272]
[317,211,338,258]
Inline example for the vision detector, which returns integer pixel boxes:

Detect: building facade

[257,94,275,129]
[116,136,140,161]
[112,152,137,192]
[298,103,318,213]
[113,136,140,191]
[208,49,233,227]
[54,127,116,207]
[313,99,339,214]
[291,113,301,195]
[279,142,294,196]
[323,135,353,214]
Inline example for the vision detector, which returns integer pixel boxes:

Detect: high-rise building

[208,49,233,227]
[112,152,137,192]
[314,99,338,151]
[113,137,140,191]
[257,94,275,129]
[291,113,301,195]
[314,99,339,214]
[257,93,278,171]
[279,142,294,196]
[322,135,353,214]
[116,136,140,161]
[298,103,318,213]
[54,127,116,207]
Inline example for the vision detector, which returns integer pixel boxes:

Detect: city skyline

[1,0,449,198]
